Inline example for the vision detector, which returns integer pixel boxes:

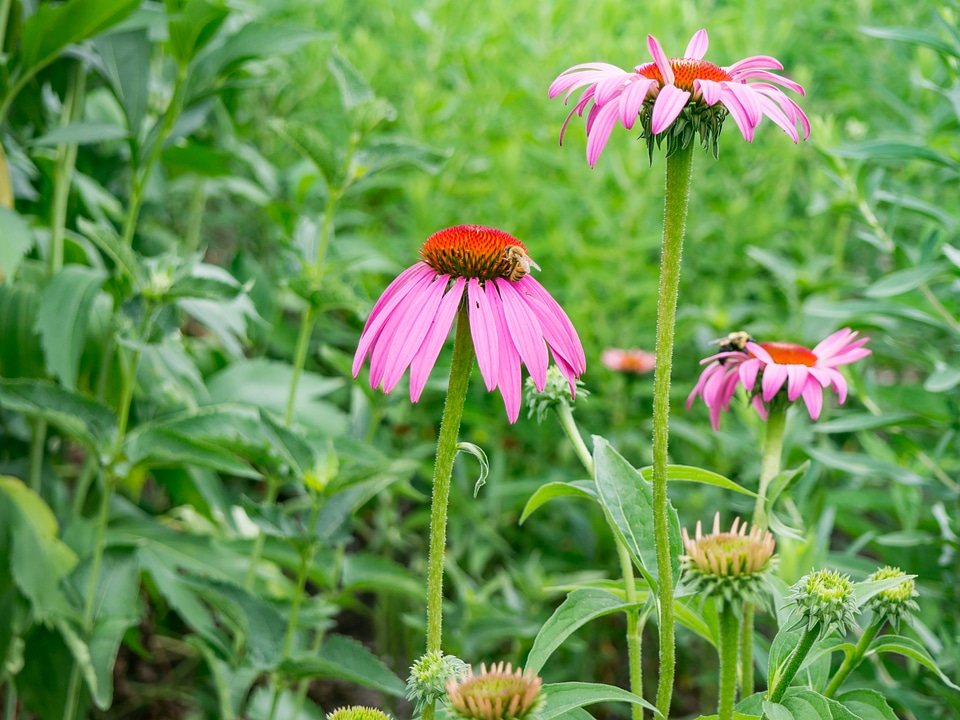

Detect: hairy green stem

[767,626,818,705]
[556,403,643,718]
[751,399,787,531]
[823,619,882,698]
[717,604,740,720]
[740,605,755,698]
[422,305,475,720]
[652,144,694,719]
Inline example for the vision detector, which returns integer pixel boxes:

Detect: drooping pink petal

[620,77,656,129]
[785,365,809,401]
[725,55,784,75]
[647,35,675,85]
[367,271,438,387]
[761,363,788,402]
[739,358,762,391]
[826,347,872,366]
[812,328,857,359]
[552,353,580,399]
[516,277,585,373]
[467,278,499,391]
[548,63,629,98]
[684,29,709,60]
[594,69,633,106]
[807,367,834,388]
[753,93,800,143]
[718,85,754,141]
[586,100,623,168]
[687,361,721,409]
[827,369,848,403]
[730,68,805,95]
[724,81,762,127]
[494,279,549,390]
[408,278,466,402]
[486,286,522,422]
[559,88,596,146]
[515,281,582,375]
[801,378,824,420]
[745,342,774,364]
[752,394,768,420]
[651,84,691,134]
[695,78,723,105]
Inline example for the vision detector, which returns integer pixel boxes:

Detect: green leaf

[638,464,758,497]
[340,554,422,599]
[781,689,833,720]
[166,0,230,65]
[836,689,897,720]
[268,118,340,189]
[17,0,142,82]
[34,265,106,389]
[246,686,324,720]
[76,218,138,282]
[328,46,374,111]
[29,122,128,147]
[859,25,960,58]
[540,682,660,720]
[866,635,960,691]
[761,701,796,720]
[259,409,315,480]
[456,441,489,497]
[827,141,960,171]
[592,436,682,588]
[924,365,960,393]
[355,137,449,179]
[0,207,33,282]
[864,264,945,298]
[813,413,913,433]
[0,379,116,452]
[95,29,151,141]
[124,424,260,479]
[0,281,46,378]
[281,634,405,696]
[519,480,597,524]
[0,476,77,620]
[525,588,639,676]
[853,574,917,607]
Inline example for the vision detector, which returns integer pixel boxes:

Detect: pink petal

[725,55,784,75]
[826,347,872,366]
[724,81,761,126]
[647,35,675,85]
[687,362,720,409]
[651,84,691,134]
[812,328,856,358]
[467,278,500,391]
[718,85,754,141]
[786,365,809,401]
[379,274,450,393]
[695,78,723,105]
[828,369,848,404]
[801,379,824,420]
[754,93,800,143]
[745,342,773,364]
[515,281,582,375]
[762,363,788,402]
[684,29,709,60]
[409,278,466,402]
[494,279,549,391]
[731,68,805,96]
[752,395,768,420]
[594,69,633,106]
[586,100,622,168]
[516,277,585,373]
[739,358,762,391]
[367,272,438,387]
[486,286,522,422]
[620,77,655,129]
[548,63,627,98]
[552,353,579,399]
[558,88,596,146]
[807,367,834,388]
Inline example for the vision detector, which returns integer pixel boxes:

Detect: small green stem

[183,178,206,254]
[751,399,787,532]
[243,476,281,591]
[617,541,644,720]
[27,419,46,494]
[740,604,755,698]
[717,603,741,720]
[823,620,882,698]
[767,626,818,705]
[422,304,475,720]
[554,402,593,476]
[50,62,86,277]
[4,679,16,720]
[652,143,695,719]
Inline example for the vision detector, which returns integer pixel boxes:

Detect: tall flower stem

[743,398,788,697]
[651,143,695,718]
[422,304,475,720]
[823,620,882,698]
[555,403,644,720]
[767,626,818,704]
[717,603,740,720]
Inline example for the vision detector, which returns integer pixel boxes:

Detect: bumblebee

[713,331,753,364]
[502,245,541,282]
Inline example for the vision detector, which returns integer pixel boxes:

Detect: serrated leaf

[866,635,960,690]
[864,264,945,298]
[519,480,597,524]
[0,207,33,283]
[525,588,639,676]
[540,682,659,720]
[34,265,106,389]
[0,379,116,452]
[281,634,405,696]
[592,436,682,589]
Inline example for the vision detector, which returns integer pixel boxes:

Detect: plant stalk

[50,62,86,277]
[717,603,741,720]
[767,626,818,704]
[751,399,787,532]
[651,143,695,719]
[27,420,46,494]
[740,605,755,699]
[823,619,882,698]
[422,304,475,720]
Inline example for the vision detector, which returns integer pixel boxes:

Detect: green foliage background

[0,0,958,718]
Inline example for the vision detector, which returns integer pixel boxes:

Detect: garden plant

[0,1,958,720]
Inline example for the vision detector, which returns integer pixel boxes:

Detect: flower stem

[652,143,694,719]
[751,399,787,532]
[767,626,818,704]
[740,605,755,699]
[823,619,882,698]
[556,403,644,719]
[422,304,475,720]
[718,603,741,720]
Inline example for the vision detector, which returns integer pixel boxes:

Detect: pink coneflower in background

[352,225,586,423]
[601,347,656,374]
[549,29,810,167]
[686,328,871,429]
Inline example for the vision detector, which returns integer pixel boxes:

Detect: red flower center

[756,342,818,367]
[636,58,732,92]
[420,225,533,281]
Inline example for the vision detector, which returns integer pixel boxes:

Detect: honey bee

[712,331,753,364]
[502,245,541,282]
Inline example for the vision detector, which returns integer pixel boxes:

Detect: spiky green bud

[787,569,859,636]
[327,707,391,720]
[681,513,777,611]
[406,650,469,712]
[866,566,919,632]
[524,366,588,424]
[446,662,545,720]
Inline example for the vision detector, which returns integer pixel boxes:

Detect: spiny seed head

[446,662,545,720]
[327,707,392,720]
[866,566,919,632]
[681,513,777,610]
[524,365,588,424]
[787,569,859,637]
[406,651,469,712]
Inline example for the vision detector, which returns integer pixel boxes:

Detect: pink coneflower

[686,328,871,429]
[601,347,656,374]
[352,225,586,423]
[549,29,809,167]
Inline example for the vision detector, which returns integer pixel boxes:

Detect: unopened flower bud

[406,650,468,712]
[866,566,919,631]
[446,662,545,720]
[327,707,391,720]
[525,366,588,424]
[787,569,858,636]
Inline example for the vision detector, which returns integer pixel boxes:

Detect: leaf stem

[751,400,788,532]
[767,625,818,704]
[50,61,86,277]
[553,401,593,476]
[652,143,694,719]
[422,304,474,720]
[718,603,740,720]
[740,605,755,699]
[823,619,882,698]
